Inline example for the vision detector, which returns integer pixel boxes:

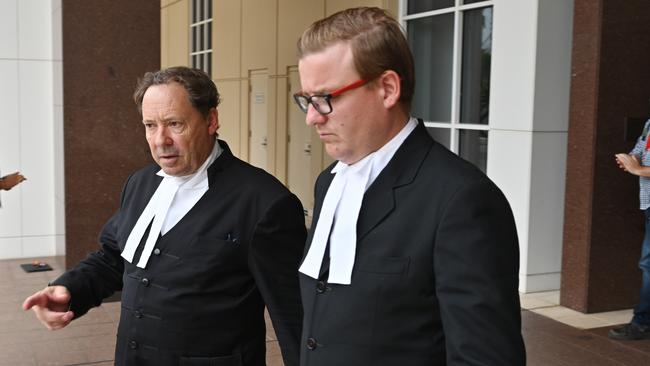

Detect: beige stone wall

[160,0,399,214]
[161,0,189,69]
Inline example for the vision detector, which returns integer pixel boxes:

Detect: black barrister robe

[299,121,526,365]
[53,141,306,366]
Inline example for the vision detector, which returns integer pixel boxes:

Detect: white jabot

[299,117,418,284]
[121,141,223,268]
[299,154,373,284]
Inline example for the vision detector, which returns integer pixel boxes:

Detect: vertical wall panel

[0,60,21,239]
[0,0,18,58]
[18,0,52,59]
[19,61,55,237]
[0,0,63,259]
[167,0,189,67]
[62,0,159,267]
[213,0,241,79]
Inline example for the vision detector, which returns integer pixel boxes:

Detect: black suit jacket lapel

[304,122,433,251]
[206,140,234,186]
[303,164,335,254]
[357,122,433,241]
[301,164,336,279]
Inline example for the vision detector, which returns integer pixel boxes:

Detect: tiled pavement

[520,291,650,365]
[3,256,650,365]
[0,257,283,366]
[0,256,116,366]
[523,311,650,365]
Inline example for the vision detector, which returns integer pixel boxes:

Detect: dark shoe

[608,323,650,340]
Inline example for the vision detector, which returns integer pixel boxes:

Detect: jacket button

[306,337,317,350]
[153,248,161,255]
[134,310,143,319]
[316,281,327,294]
[141,278,150,287]
[129,340,138,350]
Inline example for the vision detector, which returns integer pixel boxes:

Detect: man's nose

[154,127,173,145]
[306,104,326,126]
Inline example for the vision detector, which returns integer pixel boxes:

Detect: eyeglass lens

[294,95,332,114]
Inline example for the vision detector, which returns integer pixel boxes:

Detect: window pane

[196,26,201,52]
[460,7,492,125]
[207,53,212,76]
[198,0,203,21]
[192,55,197,69]
[192,0,197,23]
[426,127,451,150]
[458,129,488,173]
[200,24,205,51]
[206,22,212,50]
[408,14,454,122]
[207,0,212,20]
[407,0,454,14]
[463,0,489,4]
[191,26,197,52]
[203,23,208,50]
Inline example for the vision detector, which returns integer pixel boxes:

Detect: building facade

[160,0,573,295]
[2,0,649,314]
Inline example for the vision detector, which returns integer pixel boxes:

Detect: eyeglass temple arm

[329,79,367,97]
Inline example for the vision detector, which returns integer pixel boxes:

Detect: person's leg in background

[633,208,650,326]
[609,208,650,340]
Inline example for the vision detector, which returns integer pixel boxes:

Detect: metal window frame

[400,0,494,154]
[189,0,213,75]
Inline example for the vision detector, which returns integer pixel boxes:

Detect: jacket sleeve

[248,192,307,366]
[434,179,526,365]
[49,176,133,319]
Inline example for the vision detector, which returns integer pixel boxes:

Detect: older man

[23,67,306,366]
[294,7,525,365]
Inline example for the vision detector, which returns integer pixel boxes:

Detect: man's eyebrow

[141,117,182,123]
[298,88,328,96]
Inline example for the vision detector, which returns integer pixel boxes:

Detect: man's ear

[379,70,401,109]
[207,108,219,135]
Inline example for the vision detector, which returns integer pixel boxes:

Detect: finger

[33,306,74,330]
[23,286,70,311]
[51,286,71,303]
[22,292,48,311]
